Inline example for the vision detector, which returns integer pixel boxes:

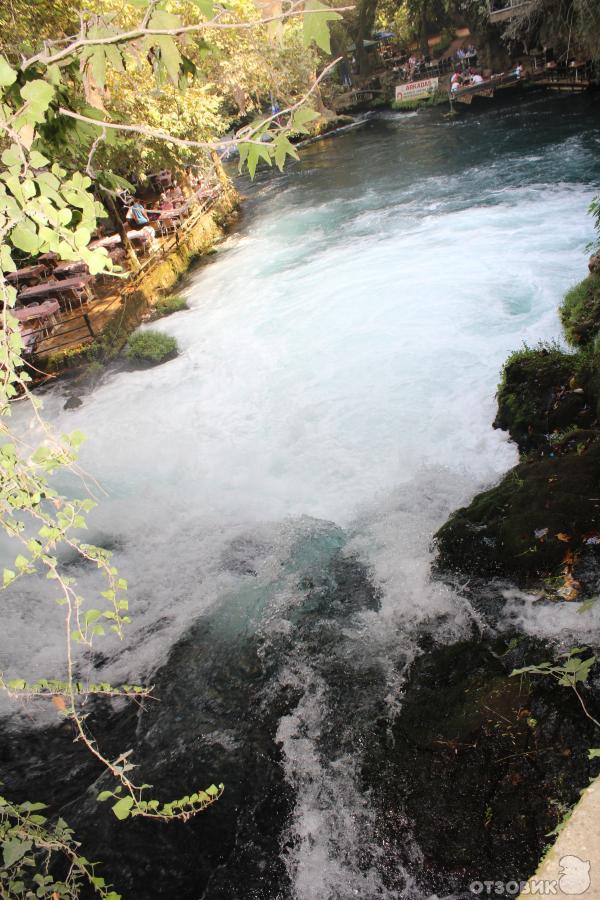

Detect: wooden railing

[488,0,535,23]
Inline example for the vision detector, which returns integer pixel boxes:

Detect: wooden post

[83,313,96,338]
[101,190,140,272]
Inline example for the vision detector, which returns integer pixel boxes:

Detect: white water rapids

[4,94,600,898]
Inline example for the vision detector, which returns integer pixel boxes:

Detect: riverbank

[30,187,240,376]
[415,250,600,888]
[436,255,600,601]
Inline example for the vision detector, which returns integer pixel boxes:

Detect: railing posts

[83,313,96,339]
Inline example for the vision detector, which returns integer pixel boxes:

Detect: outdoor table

[54,260,90,277]
[126,226,155,245]
[5,264,50,286]
[157,207,188,235]
[18,275,93,310]
[10,300,60,344]
[37,252,59,266]
[12,299,60,323]
[89,234,122,250]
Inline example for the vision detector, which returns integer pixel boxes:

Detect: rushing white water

[4,95,600,898]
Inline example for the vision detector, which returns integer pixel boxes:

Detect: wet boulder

[434,440,600,587]
[494,346,592,452]
[363,638,600,897]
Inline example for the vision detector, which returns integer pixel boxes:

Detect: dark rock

[63,395,83,410]
[589,253,600,276]
[435,441,600,586]
[364,638,600,897]
[494,347,593,451]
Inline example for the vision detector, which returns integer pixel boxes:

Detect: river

[3,92,600,898]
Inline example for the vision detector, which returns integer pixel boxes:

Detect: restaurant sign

[395,77,438,102]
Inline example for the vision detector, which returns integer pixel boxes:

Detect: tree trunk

[355,0,378,75]
[101,191,140,272]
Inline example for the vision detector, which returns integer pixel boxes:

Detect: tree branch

[23,4,352,70]
[57,56,342,152]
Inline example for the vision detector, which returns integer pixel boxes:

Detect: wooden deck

[29,191,223,363]
[450,67,597,107]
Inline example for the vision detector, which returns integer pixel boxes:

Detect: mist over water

[4,93,600,897]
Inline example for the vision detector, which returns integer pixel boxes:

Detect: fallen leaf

[556,532,571,542]
[561,549,576,571]
[52,695,66,713]
[557,574,581,601]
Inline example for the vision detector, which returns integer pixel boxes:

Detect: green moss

[560,274,600,346]
[435,441,600,584]
[125,330,178,363]
[151,294,188,320]
[44,342,101,372]
[494,343,591,450]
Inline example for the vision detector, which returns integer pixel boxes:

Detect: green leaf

[191,0,214,15]
[205,784,221,797]
[2,838,32,868]
[10,225,39,254]
[589,748,600,759]
[274,135,300,171]
[245,143,272,179]
[20,80,55,112]
[97,791,113,801]
[1,146,21,168]
[155,36,183,85]
[292,106,319,134]
[112,795,134,820]
[28,150,49,169]
[0,56,17,88]
[302,0,341,53]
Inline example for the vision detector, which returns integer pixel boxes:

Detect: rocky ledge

[436,258,600,600]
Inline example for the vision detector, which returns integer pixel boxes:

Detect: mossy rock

[560,274,600,347]
[125,330,178,366]
[363,638,600,895]
[435,440,600,584]
[151,294,188,321]
[494,345,593,451]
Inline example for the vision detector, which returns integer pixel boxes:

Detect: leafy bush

[125,330,178,363]
[152,294,189,320]
[560,274,600,346]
